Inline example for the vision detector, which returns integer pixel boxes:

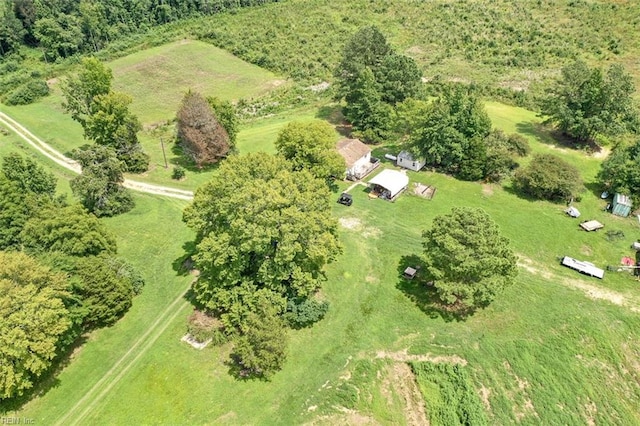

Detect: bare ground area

[384,363,429,426]
[375,349,468,366]
[517,255,640,312]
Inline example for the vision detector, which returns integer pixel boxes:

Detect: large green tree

[61,57,112,127]
[409,85,492,179]
[275,120,345,182]
[70,145,134,217]
[84,91,148,172]
[0,153,58,250]
[597,138,640,201]
[0,251,71,399]
[542,60,639,143]
[207,96,239,147]
[183,153,342,330]
[231,300,288,379]
[422,207,517,312]
[513,153,584,202]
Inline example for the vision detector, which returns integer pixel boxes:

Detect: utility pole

[160,137,168,169]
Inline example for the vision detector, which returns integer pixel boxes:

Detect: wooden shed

[612,193,632,217]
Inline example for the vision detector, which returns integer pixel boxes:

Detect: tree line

[0,0,277,60]
[0,153,143,400]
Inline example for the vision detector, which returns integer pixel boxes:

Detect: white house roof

[398,150,416,160]
[369,169,409,197]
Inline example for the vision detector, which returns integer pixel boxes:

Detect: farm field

[5,92,640,423]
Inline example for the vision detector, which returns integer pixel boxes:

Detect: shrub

[121,149,150,173]
[507,133,531,157]
[513,154,584,201]
[284,298,329,328]
[172,166,186,180]
[4,79,50,105]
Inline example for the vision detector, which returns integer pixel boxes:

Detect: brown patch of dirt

[387,363,429,426]
[47,77,59,86]
[213,411,237,423]
[339,217,362,230]
[482,184,494,197]
[503,361,538,421]
[583,400,597,426]
[375,349,467,366]
[517,255,640,311]
[591,147,610,159]
[306,409,380,426]
[479,385,492,411]
[580,245,593,256]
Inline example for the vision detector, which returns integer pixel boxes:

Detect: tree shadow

[169,143,223,173]
[0,334,88,413]
[172,240,198,277]
[395,255,469,322]
[515,122,602,154]
[225,356,269,382]
[315,104,352,137]
[584,181,607,201]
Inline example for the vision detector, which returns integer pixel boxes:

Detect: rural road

[0,111,194,201]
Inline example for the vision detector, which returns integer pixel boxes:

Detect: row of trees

[0,0,278,60]
[0,153,143,399]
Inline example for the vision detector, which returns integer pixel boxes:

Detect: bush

[172,166,186,180]
[284,298,329,328]
[506,133,531,157]
[3,79,50,105]
[513,154,584,201]
[121,149,150,173]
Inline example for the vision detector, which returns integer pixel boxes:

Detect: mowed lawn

[6,97,640,424]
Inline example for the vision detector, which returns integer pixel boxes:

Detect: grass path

[54,287,191,425]
[0,111,194,200]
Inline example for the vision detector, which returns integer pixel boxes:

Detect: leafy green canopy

[597,138,640,202]
[70,145,134,217]
[183,153,342,329]
[0,251,71,399]
[542,60,639,143]
[335,26,421,142]
[422,207,517,312]
[0,154,58,250]
[275,120,345,182]
[513,153,584,202]
[21,204,117,257]
[408,85,492,180]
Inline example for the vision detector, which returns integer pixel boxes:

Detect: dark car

[337,192,353,206]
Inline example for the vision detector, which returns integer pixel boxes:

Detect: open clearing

[109,39,284,125]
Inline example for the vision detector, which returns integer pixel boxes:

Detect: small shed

[397,151,426,172]
[368,169,409,201]
[565,206,581,218]
[403,267,417,280]
[612,193,632,217]
[580,220,604,232]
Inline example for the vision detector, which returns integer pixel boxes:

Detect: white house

[337,138,376,180]
[396,151,425,171]
[368,169,409,201]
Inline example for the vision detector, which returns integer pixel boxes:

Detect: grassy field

[193,0,640,90]
[109,39,283,125]
[5,94,640,424]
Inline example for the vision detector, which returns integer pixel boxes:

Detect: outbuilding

[368,169,409,201]
[396,151,426,171]
[612,193,632,217]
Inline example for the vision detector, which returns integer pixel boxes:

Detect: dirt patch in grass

[481,184,494,197]
[503,361,538,421]
[479,384,492,411]
[386,363,429,426]
[375,349,467,366]
[580,245,593,256]
[518,255,640,311]
[306,409,380,425]
[339,217,382,238]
